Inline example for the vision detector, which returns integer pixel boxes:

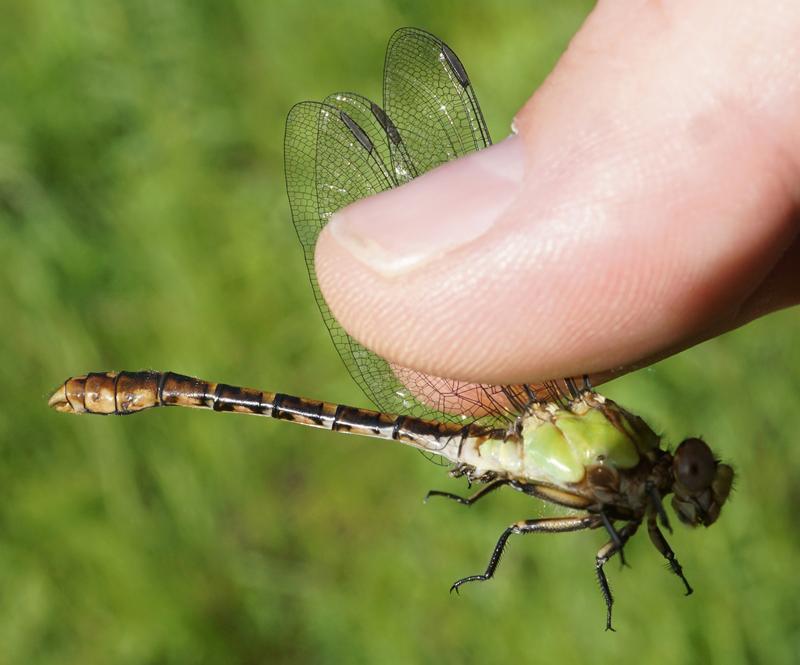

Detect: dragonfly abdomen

[50,371,269,416]
[48,371,470,460]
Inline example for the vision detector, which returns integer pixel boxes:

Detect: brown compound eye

[673,438,716,493]
[587,464,618,490]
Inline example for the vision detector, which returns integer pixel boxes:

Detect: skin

[314,0,800,388]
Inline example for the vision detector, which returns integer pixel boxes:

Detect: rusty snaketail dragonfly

[48,27,733,631]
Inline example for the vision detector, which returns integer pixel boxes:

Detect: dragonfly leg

[595,520,640,631]
[600,512,629,568]
[450,515,601,594]
[646,483,673,533]
[647,514,693,596]
[425,479,507,506]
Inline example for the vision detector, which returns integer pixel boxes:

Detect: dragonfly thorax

[464,392,659,487]
[456,391,733,530]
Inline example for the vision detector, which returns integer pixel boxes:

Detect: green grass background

[1,1,799,663]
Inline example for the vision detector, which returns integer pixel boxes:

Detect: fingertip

[322,135,526,278]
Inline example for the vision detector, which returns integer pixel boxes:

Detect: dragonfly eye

[673,437,716,493]
[587,464,619,491]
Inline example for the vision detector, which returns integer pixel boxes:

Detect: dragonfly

[48,27,733,631]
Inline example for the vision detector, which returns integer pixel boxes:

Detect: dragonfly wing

[286,99,419,413]
[383,27,492,177]
[320,92,399,186]
[285,30,564,426]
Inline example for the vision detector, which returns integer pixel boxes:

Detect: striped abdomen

[48,370,476,461]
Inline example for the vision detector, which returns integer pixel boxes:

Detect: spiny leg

[600,512,629,568]
[647,514,693,595]
[425,479,507,506]
[450,515,602,594]
[595,521,640,632]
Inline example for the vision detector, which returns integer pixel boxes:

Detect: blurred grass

[1,1,799,663]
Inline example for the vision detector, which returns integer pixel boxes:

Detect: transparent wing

[285,28,576,426]
[383,27,491,177]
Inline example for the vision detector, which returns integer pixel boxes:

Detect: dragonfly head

[670,437,734,527]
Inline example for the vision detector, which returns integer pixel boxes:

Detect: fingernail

[326,134,525,276]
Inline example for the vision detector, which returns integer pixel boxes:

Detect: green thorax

[475,393,661,485]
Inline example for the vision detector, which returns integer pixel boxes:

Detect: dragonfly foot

[647,516,693,596]
[425,480,507,507]
[449,575,485,594]
[425,490,466,505]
